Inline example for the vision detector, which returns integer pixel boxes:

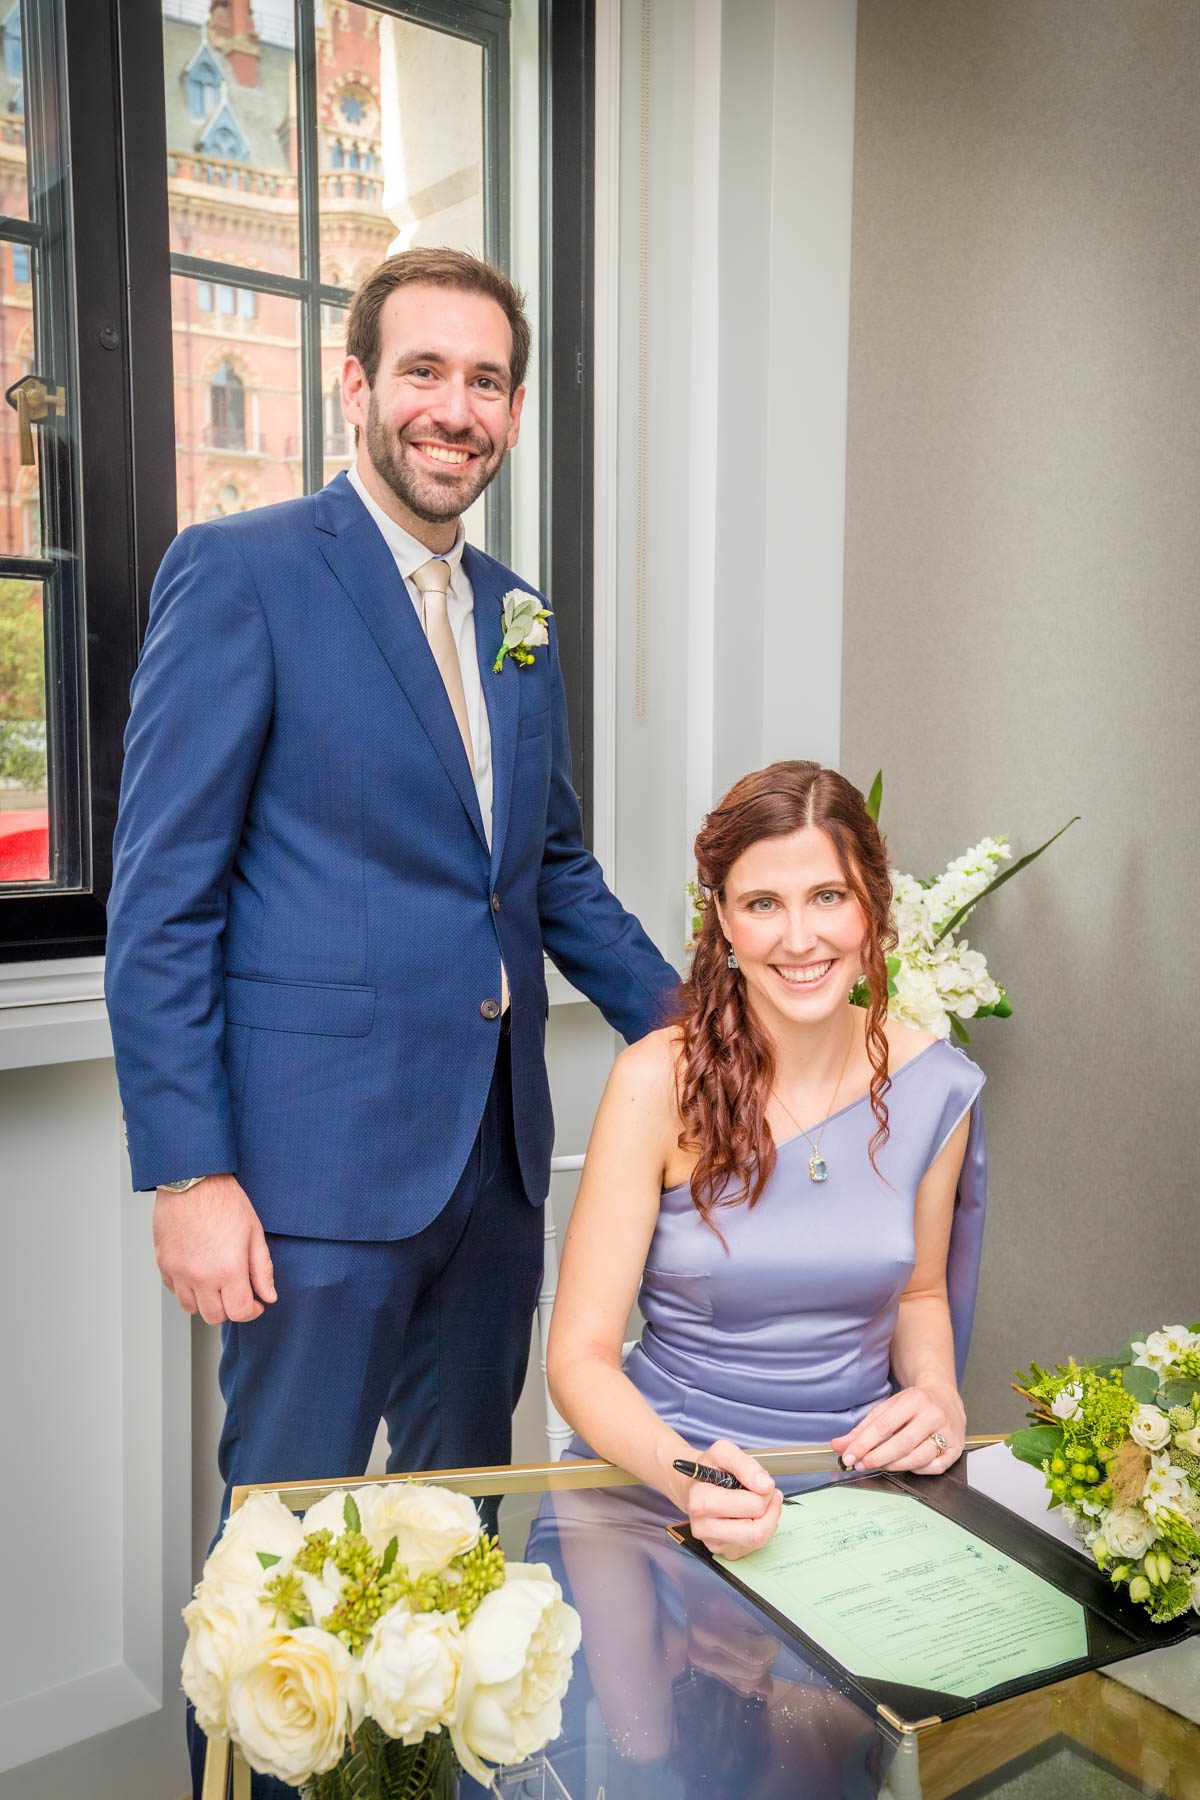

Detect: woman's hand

[831,1385,966,1475]
[683,1439,782,1560]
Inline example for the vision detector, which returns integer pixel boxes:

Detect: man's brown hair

[346,248,531,395]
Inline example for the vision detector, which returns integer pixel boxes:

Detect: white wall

[841,0,1200,1431]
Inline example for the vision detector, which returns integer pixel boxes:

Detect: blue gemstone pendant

[808,1154,829,1183]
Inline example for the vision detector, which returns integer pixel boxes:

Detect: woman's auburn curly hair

[675,761,895,1231]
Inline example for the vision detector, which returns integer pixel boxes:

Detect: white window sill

[0,954,588,1071]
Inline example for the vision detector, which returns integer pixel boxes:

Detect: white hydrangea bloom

[884,839,1008,1039]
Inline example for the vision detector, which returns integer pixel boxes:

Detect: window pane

[0,576,48,884]
[0,0,28,222]
[0,237,40,556]
[170,275,302,527]
[162,0,300,275]
[318,4,484,282]
[320,300,351,471]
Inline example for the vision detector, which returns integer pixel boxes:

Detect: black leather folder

[667,1464,1198,1732]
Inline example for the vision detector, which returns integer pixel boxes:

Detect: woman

[547,761,986,1560]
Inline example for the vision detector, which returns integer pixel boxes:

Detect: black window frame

[1,0,596,961]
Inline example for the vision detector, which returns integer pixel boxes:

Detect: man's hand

[153,1174,277,1325]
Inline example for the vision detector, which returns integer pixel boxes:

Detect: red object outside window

[0,809,50,881]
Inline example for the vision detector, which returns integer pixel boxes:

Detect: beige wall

[841,0,1200,1433]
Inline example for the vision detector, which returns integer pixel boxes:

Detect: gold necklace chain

[772,1017,857,1185]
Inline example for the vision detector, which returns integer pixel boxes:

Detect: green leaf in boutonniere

[493,587,553,673]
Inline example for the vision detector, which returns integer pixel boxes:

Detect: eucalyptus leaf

[865,770,883,823]
[1007,1423,1061,1470]
[1162,1379,1199,1410]
[933,816,1080,944]
[1121,1365,1159,1404]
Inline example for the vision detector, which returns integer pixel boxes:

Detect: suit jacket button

[491,892,501,911]
[480,998,501,1020]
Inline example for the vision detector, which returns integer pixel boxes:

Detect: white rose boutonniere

[493,589,552,673]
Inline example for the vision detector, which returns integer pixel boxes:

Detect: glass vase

[303,1724,458,1800]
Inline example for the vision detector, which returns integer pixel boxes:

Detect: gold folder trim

[876,1703,943,1733]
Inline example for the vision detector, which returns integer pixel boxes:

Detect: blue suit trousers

[188,1035,543,1799]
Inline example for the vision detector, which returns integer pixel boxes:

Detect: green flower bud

[1091,1536,1109,1566]
[1128,1575,1151,1603]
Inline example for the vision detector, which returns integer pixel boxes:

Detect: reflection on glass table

[215,1448,1199,1800]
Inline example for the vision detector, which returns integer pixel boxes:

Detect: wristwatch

[159,1176,209,1193]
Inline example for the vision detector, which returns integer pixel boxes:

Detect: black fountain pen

[672,1458,746,1491]
[674,1453,852,1490]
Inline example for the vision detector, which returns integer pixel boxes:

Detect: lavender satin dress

[572,1040,987,1457]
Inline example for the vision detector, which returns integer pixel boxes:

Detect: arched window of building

[11,242,29,285]
[185,45,221,120]
[330,140,344,170]
[210,360,245,450]
[197,280,214,312]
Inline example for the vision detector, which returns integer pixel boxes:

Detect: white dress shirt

[348,465,495,848]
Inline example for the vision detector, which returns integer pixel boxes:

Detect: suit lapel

[315,475,487,848]
[466,545,519,875]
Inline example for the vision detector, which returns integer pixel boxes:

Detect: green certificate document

[717,1487,1088,1699]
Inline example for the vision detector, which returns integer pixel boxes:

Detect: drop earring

[726,946,739,970]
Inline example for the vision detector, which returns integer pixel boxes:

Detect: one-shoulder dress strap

[925,1041,988,1383]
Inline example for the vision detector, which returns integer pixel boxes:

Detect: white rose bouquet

[183,1484,581,1798]
[1008,1324,1200,1624]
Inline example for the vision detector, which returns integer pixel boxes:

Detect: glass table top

[215,1447,1200,1800]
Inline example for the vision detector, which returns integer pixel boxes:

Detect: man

[105,250,677,1776]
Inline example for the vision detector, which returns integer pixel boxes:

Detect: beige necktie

[412,557,475,772]
[411,557,509,1013]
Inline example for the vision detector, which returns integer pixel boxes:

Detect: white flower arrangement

[852,771,1077,1042]
[1010,1325,1200,1624]
[183,1484,581,1797]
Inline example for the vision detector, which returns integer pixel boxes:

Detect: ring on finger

[928,1431,949,1455]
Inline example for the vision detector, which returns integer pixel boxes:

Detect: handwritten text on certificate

[717,1486,1088,1698]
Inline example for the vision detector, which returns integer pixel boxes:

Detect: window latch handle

[5,374,66,466]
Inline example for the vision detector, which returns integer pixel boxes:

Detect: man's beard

[365,392,506,523]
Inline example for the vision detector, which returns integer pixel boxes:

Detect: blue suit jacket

[105,472,678,1238]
